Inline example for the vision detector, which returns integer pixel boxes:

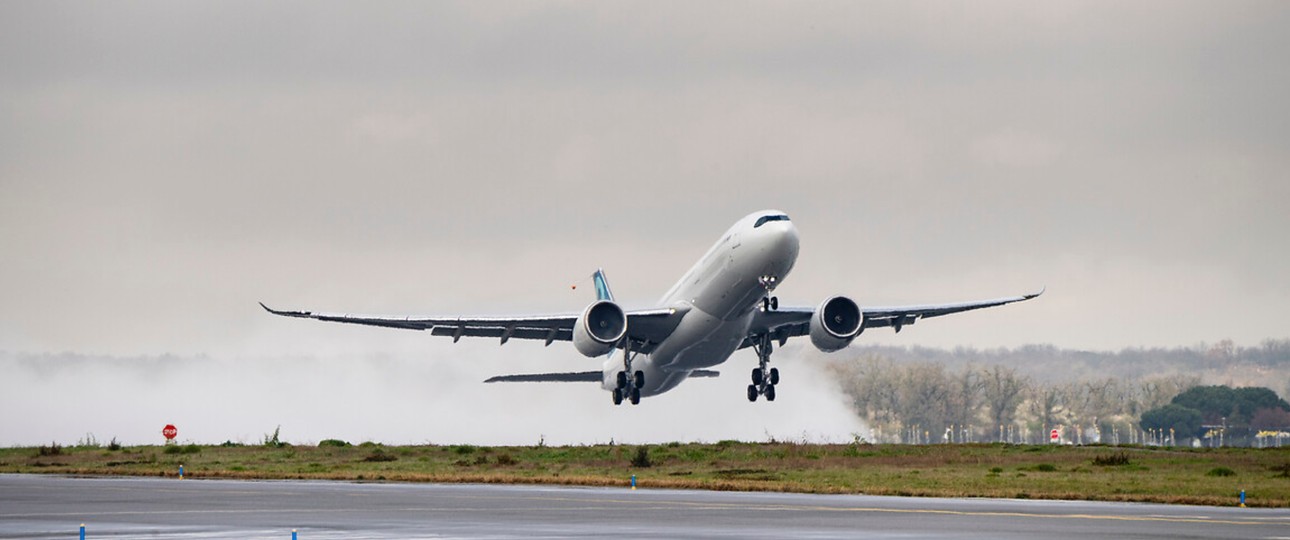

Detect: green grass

[2,442,1287,507]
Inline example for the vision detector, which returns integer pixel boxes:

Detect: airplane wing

[742,288,1044,348]
[259,302,683,352]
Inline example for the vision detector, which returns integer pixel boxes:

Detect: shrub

[181,444,201,454]
[1271,462,1290,479]
[631,446,652,468]
[262,426,286,448]
[453,445,478,455]
[1092,452,1131,466]
[164,445,182,455]
[495,453,518,466]
[318,439,351,448]
[1206,467,1236,477]
[219,440,243,447]
[77,433,100,448]
[1034,463,1057,472]
[107,437,122,451]
[990,467,1004,474]
[38,442,62,456]
[362,449,397,462]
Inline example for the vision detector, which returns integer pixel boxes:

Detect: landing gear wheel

[747,333,779,403]
[770,296,778,310]
[634,370,645,389]
[629,387,641,405]
[761,297,771,312]
[616,371,628,389]
[612,388,623,405]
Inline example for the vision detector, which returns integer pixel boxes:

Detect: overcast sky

[2,2,1288,445]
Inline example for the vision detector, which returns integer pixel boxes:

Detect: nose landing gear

[758,275,780,312]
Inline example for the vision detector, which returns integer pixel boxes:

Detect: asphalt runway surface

[2,474,1287,539]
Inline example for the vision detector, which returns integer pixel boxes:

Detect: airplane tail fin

[592,268,614,302]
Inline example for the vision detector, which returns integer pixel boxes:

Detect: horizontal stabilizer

[484,369,719,383]
[485,371,601,383]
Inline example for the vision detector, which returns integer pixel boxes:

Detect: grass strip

[3,442,1287,507]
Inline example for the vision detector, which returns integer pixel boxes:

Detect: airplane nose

[771,221,800,253]
[760,221,800,264]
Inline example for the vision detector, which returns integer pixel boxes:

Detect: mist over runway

[0,347,866,447]
[3,475,1287,539]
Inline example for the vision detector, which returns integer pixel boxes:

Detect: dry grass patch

[2,442,1287,507]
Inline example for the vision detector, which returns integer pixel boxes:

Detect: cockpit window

[754,214,790,228]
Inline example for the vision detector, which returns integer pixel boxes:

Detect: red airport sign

[1050,428,1059,442]
[162,424,178,441]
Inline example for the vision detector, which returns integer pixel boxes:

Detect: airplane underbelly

[652,307,750,371]
[600,306,751,397]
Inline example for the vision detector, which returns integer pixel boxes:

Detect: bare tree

[1027,383,1066,443]
[896,363,952,436]
[982,365,1027,433]
[946,365,984,436]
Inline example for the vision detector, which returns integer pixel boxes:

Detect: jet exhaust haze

[0,348,866,447]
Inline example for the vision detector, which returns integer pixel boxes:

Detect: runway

[2,474,1287,539]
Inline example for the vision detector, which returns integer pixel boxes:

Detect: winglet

[259,302,311,318]
[1023,286,1046,300]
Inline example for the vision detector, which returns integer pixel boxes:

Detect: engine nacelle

[573,300,628,357]
[810,296,863,352]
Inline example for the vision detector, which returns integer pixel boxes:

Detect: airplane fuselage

[601,211,800,396]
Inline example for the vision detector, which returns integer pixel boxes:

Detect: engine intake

[810,296,863,352]
[573,300,627,357]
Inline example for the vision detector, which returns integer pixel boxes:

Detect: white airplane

[262,210,1041,405]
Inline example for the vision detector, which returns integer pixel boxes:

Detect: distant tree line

[1139,386,1290,444]
[815,339,1290,446]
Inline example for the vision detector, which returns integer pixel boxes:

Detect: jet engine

[573,300,627,357]
[809,296,863,352]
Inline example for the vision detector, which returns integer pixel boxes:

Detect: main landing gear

[746,334,779,402]
[612,345,644,406]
